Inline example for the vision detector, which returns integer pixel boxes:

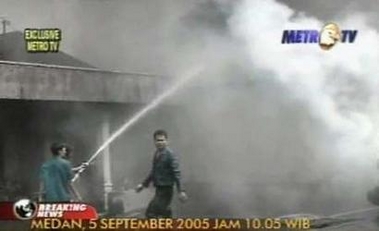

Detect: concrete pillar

[101,115,113,212]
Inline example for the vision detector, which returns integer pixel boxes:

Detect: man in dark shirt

[136,130,188,218]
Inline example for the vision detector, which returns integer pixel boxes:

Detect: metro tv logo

[281,23,358,50]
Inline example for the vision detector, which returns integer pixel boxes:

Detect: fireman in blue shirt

[39,143,82,202]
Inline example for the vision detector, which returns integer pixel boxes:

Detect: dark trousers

[145,186,173,218]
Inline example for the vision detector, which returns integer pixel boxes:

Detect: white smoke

[229,0,379,199]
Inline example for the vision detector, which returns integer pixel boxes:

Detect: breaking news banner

[0,199,312,230]
[0,199,98,220]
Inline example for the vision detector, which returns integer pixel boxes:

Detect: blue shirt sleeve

[62,160,74,182]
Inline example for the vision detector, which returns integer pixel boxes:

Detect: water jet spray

[72,66,203,182]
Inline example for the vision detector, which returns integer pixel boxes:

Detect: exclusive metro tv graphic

[281,22,358,50]
[0,199,98,220]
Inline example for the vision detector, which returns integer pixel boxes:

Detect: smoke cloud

[211,0,379,215]
[153,0,379,217]
[97,0,379,217]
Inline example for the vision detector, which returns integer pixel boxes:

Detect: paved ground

[307,207,379,231]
